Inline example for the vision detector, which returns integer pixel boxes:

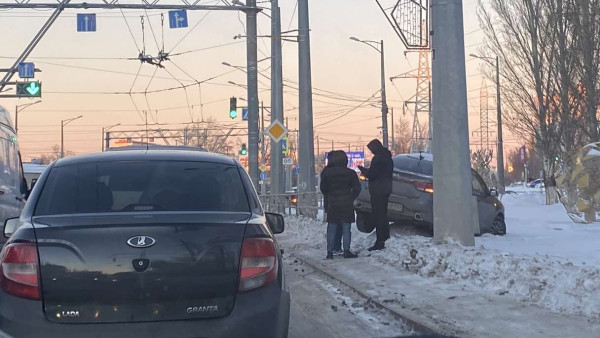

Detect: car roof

[53,150,239,167]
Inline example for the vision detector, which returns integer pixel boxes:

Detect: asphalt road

[285,257,411,338]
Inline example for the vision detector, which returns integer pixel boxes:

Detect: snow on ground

[279,191,600,319]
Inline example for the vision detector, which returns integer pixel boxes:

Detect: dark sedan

[354,153,506,235]
[0,150,290,338]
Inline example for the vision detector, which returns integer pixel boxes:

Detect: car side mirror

[489,189,499,197]
[265,213,285,234]
[3,218,19,238]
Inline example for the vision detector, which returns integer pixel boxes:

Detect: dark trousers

[371,193,390,244]
[327,223,351,253]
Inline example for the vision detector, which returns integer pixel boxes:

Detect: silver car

[354,153,506,235]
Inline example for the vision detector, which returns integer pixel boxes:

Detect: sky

[0,0,524,161]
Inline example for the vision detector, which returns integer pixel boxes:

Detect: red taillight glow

[413,181,434,194]
[239,238,278,292]
[0,243,40,300]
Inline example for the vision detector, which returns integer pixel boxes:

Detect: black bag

[356,212,375,233]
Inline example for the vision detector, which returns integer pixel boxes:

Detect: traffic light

[16,81,42,97]
[239,143,248,156]
[229,97,237,119]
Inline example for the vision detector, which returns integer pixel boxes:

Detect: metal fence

[259,191,324,219]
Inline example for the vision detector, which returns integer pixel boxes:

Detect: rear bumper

[0,283,290,338]
[354,198,433,225]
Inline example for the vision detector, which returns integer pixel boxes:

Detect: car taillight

[413,181,434,194]
[0,243,40,300]
[239,238,278,292]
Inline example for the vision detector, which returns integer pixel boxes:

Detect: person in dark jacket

[320,150,361,259]
[324,151,345,254]
[358,139,393,251]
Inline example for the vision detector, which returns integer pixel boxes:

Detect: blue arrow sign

[18,62,35,79]
[242,108,249,121]
[77,14,96,32]
[260,172,267,180]
[169,10,188,29]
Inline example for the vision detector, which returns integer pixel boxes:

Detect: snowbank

[281,194,600,318]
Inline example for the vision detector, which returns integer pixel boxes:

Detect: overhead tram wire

[315,90,381,128]
[129,62,147,123]
[144,9,161,52]
[117,0,141,54]
[162,66,195,123]
[168,0,221,54]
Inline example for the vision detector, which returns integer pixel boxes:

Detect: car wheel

[356,212,375,233]
[490,215,506,235]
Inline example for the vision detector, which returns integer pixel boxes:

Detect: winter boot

[367,242,385,251]
[325,252,333,260]
[343,250,358,258]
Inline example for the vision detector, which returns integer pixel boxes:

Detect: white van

[0,106,27,243]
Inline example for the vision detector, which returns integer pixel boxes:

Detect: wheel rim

[491,219,505,234]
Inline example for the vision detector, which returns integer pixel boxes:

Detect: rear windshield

[35,161,250,215]
[393,156,433,176]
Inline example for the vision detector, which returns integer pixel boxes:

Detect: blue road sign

[169,10,188,29]
[281,138,287,152]
[18,62,35,79]
[294,165,299,175]
[77,14,96,32]
[260,172,267,180]
[242,108,249,121]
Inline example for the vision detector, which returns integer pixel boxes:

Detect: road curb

[291,253,446,336]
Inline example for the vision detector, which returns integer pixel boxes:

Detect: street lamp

[350,36,389,148]
[470,53,505,194]
[15,100,41,134]
[101,123,121,152]
[61,115,83,158]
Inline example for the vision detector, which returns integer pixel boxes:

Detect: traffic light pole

[246,0,260,188]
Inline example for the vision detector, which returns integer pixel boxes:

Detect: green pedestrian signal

[229,97,237,119]
[16,81,42,97]
[239,143,247,155]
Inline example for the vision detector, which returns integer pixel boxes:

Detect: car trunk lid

[34,212,249,324]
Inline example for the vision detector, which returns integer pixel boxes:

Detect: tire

[490,215,507,235]
[356,212,375,233]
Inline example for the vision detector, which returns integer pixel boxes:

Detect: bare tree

[479,0,560,203]
[572,0,600,142]
[393,116,412,154]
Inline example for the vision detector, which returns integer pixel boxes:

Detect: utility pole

[495,56,505,194]
[270,0,285,194]
[350,37,388,148]
[431,0,475,246]
[380,40,389,148]
[469,53,505,193]
[245,0,260,188]
[260,101,267,195]
[298,0,317,216]
[101,123,120,152]
[391,107,395,153]
[15,100,41,134]
[61,115,82,158]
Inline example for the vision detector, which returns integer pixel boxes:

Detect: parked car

[529,179,544,188]
[354,153,506,235]
[0,149,290,338]
[0,106,28,248]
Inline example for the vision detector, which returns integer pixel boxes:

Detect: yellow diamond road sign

[259,164,267,172]
[266,120,288,143]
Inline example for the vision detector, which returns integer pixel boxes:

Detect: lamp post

[470,53,504,193]
[102,123,121,152]
[61,115,83,158]
[15,100,41,134]
[350,36,389,148]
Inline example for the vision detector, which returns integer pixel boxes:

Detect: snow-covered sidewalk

[277,191,600,337]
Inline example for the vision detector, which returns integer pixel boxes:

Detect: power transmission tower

[472,77,495,151]
[391,44,431,153]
